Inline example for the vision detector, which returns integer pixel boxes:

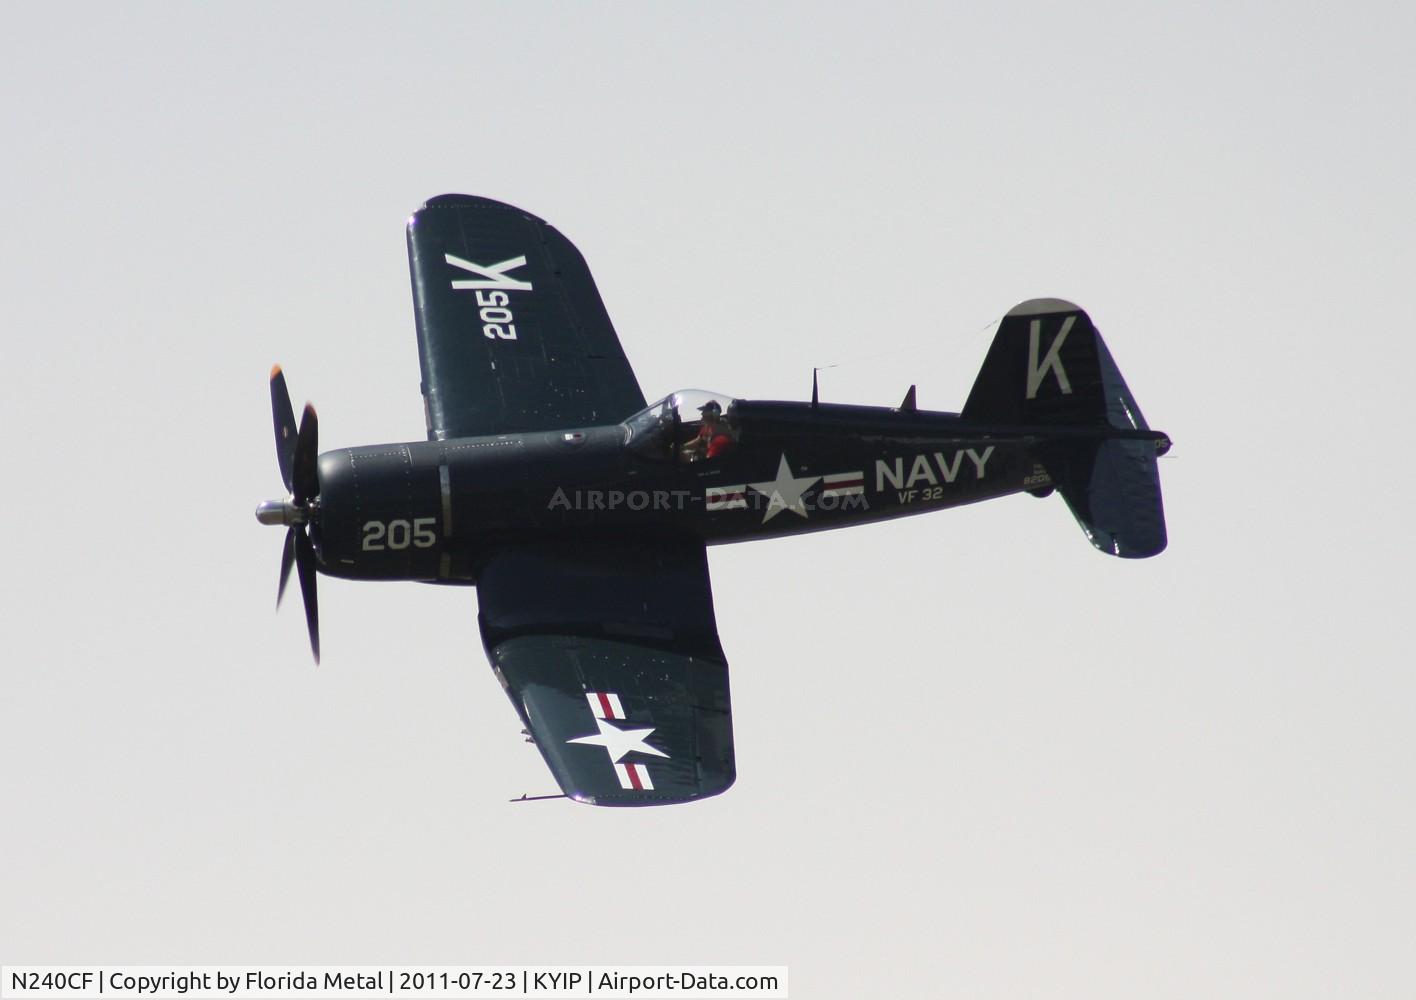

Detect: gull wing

[407,194,646,439]
[477,538,734,806]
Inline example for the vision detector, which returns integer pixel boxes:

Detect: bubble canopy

[624,390,739,462]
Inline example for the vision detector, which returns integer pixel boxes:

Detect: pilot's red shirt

[705,429,733,458]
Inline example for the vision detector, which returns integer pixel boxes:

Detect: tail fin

[964,298,1170,558]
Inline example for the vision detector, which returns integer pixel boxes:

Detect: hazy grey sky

[2,3,1413,997]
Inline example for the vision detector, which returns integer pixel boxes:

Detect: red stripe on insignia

[626,763,643,790]
[596,692,614,718]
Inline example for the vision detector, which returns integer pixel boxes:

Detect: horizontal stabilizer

[1038,438,1167,558]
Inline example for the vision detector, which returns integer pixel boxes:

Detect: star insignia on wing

[566,716,670,763]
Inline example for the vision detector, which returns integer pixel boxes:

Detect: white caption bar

[2,967,787,1000]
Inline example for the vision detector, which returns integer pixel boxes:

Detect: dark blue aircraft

[257,195,1171,806]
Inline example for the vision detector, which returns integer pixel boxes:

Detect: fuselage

[311,399,1056,584]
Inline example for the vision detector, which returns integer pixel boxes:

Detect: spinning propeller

[255,366,321,663]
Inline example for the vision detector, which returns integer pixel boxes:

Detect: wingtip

[269,363,283,381]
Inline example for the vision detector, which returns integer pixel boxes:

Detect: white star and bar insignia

[566,691,668,791]
[706,454,864,523]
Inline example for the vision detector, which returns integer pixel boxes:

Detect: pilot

[682,400,735,461]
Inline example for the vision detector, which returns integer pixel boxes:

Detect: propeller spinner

[256,365,321,663]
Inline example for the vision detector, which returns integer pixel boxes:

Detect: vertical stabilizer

[965,299,1169,558]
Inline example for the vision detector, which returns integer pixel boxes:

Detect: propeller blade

[292,403,319,506]
[270,366,297,493]
[277,527,296,608]
[266,373,321,663]
[294,526,320,664]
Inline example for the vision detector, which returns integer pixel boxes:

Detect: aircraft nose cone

[255,499,306,526]
[255,500,285,525]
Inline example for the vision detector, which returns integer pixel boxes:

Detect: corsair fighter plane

[257,194,1171,806]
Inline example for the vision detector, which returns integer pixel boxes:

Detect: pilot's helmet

[698,400,723,418]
